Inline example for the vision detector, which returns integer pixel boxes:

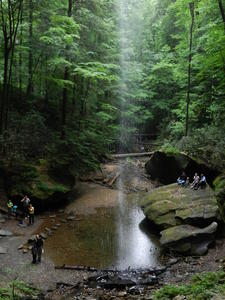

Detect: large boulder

[160,222,218,255]
[141,184,219,229]
[140,184,220,255]
[145,151,219,186]
[214,175,225,223]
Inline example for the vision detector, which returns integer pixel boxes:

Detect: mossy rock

[141,183,219,230]
[5,159,75,210]
[214,174,225,223]
[160,222,218,255]
[145,151,219,185]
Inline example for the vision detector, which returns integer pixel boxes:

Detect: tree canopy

[0,0,224,171]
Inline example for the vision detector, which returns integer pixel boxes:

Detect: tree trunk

[61,0,72,139]
[26,0,33,97]
[0,0,22,134]
[185,2,195,137]
[19,3,23,102]
[218,0,225,29]
[0,46,9,134]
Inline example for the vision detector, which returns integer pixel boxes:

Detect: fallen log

[108,172,120,186]
[55,264,115,272]
[111,152,153,159]
[55,265,98,272]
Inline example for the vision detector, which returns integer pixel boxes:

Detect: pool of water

[42,183,161,269]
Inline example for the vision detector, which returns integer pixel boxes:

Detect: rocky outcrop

[145,151,219,186]
[160,222,218,255]
[141,183,220,255]
[214,175,225,223]
[4,159,75,211]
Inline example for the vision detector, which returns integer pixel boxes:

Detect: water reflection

[43,184,161,269]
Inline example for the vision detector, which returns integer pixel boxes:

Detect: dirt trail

[0,215,90,292]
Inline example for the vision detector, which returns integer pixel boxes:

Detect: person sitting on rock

[190,173,200,190]
[184,177,190,188]
[198,174,207,189]
[177,171,187,186]
[12,205,18,218]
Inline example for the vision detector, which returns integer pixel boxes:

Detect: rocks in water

[145,151,219,185]
[0,229,13,236]
[141,183,220,255]
[87,268,160,290]
[40,232,47,239]
[45,227,51,233]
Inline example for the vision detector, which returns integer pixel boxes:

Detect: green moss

[7,159,73,200]
[141,183,218,229]
[214,175,225,223]
[153,271,225,300]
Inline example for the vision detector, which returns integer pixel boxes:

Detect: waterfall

[118,0,145,152]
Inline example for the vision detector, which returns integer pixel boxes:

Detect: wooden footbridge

[111,152,153,159]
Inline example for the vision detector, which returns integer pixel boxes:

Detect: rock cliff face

[145,151,219,186]
[214,175,225,223]
[141,184,220,255]
[3,159,76,211]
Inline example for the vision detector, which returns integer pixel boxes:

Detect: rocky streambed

[0,152,224,299]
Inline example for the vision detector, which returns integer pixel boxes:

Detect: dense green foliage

[0,0,224,170]
[153,271,225,299]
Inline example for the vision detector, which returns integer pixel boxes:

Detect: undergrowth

[0,281,39,300]
[153,271,225,299]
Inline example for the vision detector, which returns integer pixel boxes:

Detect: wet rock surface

[141,183,220,255]
[160,222,218,255]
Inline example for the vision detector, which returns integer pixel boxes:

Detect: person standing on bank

[21,195,30,218]
[28,203,34,225]
[7,199,13,218]
[31,235,44,264]
[36,235,44,263]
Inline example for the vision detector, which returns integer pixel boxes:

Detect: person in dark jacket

[31,235,44,264]
[31,240,37,264]
[36,235,44,263]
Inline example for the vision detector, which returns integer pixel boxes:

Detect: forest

[0,0,224,172]
[1,1,225,299]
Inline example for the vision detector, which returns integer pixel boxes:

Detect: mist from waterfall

[115,0,160,269]
[117,0,145,152]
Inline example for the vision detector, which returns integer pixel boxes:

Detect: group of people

[6,196,44,264]
[7,195,35,225]
[177,171,207,190]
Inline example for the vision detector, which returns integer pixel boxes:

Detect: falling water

[116,0,161,269]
